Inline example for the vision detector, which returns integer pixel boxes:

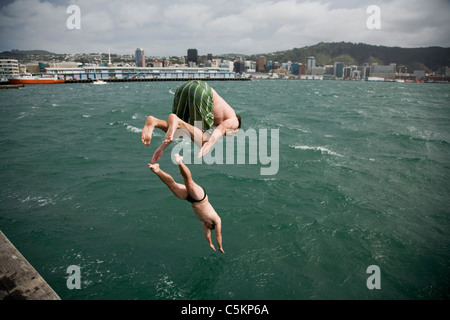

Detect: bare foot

[141,116,156,146]
[174,153,183,164]
[148,163,160,173]
[165,114,180,142]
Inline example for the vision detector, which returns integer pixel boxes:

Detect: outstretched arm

[152,139,171,164]
[214,219,224,254]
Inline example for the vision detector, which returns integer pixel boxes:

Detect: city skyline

[0,0,449,57]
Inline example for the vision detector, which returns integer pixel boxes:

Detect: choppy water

[0,80,449,300]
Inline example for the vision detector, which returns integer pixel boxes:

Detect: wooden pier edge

[0,231,61,300]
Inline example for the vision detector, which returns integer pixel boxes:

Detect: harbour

[1,80,448,300]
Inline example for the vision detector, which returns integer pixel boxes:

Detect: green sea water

[0,80,449,300]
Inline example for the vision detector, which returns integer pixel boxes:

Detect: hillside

[249,42,450,73]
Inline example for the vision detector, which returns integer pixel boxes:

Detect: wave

[290,145,343,157]
[126,125,141,133]
[274,122,310,133]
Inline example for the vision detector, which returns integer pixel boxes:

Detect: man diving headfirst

[141,80,241,163]
[148,154,224,254]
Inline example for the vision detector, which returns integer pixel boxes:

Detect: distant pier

[0,231,60,300]
[0,84,24,89]
[65,77,250,84]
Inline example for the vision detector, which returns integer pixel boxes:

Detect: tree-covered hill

[248,42,450,73]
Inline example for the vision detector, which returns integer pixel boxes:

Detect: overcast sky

[0,0,449,56]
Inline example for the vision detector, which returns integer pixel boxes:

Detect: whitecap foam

[291,145,343,157]
[275,122,310,133]
[126,125,141,133]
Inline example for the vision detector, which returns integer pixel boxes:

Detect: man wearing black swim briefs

[147,154,224,254]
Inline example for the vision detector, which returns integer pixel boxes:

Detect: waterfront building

[324,65,334,76]
[307,56,316,73]
[343,65,358,79]
[0,59,19,79]
[413,70,426,80]
[234,60,245,74]
[256,56,267,73]
[45,66,236,81]
[245,61,256,72]
[311,66,325,75]
[281,62,292,73]
[300,74,323,80]
[292,62,300,75]
[266,60,273,73]
[360,64,371,79]
[334,62,345,79]
[187,49,198,66]
[135,48,145,67]
[370,63,396,80]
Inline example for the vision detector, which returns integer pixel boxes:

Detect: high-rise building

[307,56,316,73]
[334,62,345,78]
[234,60,244,74]
[292,62,300,75]
[265,60,273,73]
[187,49,198,66]
[256,56,266,73]
[0,59,19,79]
[135,48,145,67]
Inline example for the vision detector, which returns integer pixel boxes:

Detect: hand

[198,141,213,158]
[148,163,160,173]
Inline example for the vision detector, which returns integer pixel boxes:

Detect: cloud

[0,0,449,56]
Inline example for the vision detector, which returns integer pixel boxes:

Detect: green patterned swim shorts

[172,80,214,131]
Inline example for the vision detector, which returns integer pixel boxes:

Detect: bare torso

[191,196,220,226]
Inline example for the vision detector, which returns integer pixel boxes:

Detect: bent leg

[148,163,188,200]
[166,113,206,148]
[151,114,206,164]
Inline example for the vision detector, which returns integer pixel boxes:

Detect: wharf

[65,77,250,84]
[0,231,60,300]
[0,84,24,89]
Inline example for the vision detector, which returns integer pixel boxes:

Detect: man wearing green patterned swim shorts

[141,80,241,163]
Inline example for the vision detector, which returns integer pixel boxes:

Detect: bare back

[191,196,221,226]
[211,88,238,127]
